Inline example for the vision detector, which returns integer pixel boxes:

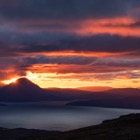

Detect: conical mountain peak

[9,77,41,90]
[16,78,33,85]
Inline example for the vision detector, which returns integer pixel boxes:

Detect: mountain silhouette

[8,78,41,91]
[0,78,140,108]
[67,88,140,109]
[0,78,54,102]
[0,78,92,102]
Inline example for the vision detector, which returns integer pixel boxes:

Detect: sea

[0,102,140,131]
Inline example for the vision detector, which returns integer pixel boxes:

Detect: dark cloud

[0,0,140,85]
[0,33,140,57]
[1,54,140,80]
[22,56,97,65]
[0,26,75,45]
[17,56,140,74]
[0,0,139,20]
[0,29,76,57]
[20,56,140,67]
[20,34,140,55]
[0,57,26,80]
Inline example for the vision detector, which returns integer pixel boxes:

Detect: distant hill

[104,88,140,95]
[44,88,94,99]
[45,88,140,101]
[1,113,140,140]
[67,88,140,109]
[0,78,94,102]
[0,78,140,109]
[0,78,54,102]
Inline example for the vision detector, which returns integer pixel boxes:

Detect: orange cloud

[21,71,140,88]
[77,26,140,36]
[116,74,132,79]
[75,18,140,36]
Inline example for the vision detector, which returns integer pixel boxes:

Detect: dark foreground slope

[0,128,60,140]
[1,113,140,140]
[61,113,140,140]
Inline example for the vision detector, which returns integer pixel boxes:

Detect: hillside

[0,78,54,102]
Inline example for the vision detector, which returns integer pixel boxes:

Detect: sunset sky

[0,0,140,88]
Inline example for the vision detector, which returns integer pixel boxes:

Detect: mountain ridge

[0,78,140,109]
[0,78,54,102]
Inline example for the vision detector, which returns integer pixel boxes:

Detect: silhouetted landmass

[0,128,60,140]
[0,78,140,109]
[67,88,140,109]
[0,78,110,102]
[67,97,140,109]
[44,88,95,100]
[0,78,55,102]
[104,88,140,96]
[0,78,95,102]
[1,113,140,140]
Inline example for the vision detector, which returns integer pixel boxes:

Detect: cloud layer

[0,0,138,19]
[0,0,140,88]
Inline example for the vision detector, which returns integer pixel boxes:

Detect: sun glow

[1,71,38,85]
[26,71,38,80]
[1,70,140,89]
[2,78,19,85]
